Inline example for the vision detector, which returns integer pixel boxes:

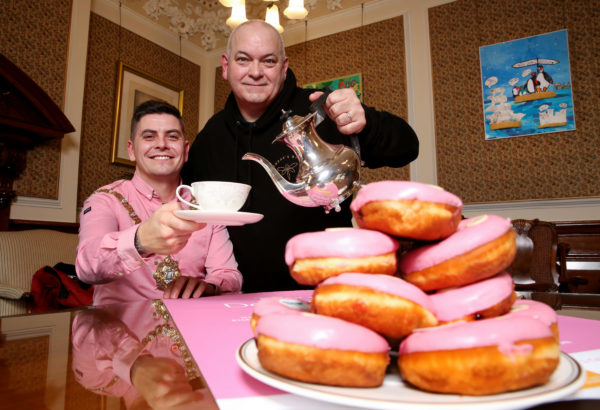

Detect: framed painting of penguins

[479,29,575,140]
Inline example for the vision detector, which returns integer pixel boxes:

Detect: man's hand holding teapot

[309,88,366,135]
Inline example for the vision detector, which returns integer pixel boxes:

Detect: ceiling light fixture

[265,2,284,33]
[284,0,308,20]
[226,0,248,28]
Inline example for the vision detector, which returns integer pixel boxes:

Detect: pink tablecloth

[164,290,312,400]
[557,315,600,354]
[165,293,600,401]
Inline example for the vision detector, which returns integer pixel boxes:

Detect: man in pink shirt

[76,100,242,305]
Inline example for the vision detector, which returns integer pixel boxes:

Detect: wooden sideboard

[0,53,74,231]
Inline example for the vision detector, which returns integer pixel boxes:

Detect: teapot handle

[308,87,332,126]
[349,134,363,166]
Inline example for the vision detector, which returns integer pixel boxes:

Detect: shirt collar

[131,171,186,203]
[132,171,159,201]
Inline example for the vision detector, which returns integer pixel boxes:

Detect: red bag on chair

[30,264,94,312]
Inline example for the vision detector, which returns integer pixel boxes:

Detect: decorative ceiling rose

[140,0,347,51]
[142,0,231,50]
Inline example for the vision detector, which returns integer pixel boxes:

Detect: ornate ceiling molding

[139,0,349,51]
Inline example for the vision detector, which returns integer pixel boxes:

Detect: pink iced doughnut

[250,297,310,333]
[285,228,399,286]
[256,313,390,387]
[507,299,559,341]
[398,315,560,395]
[398,214,517,291]
[350,181,463,240]
[430,272,517,324]
[312,273,437,342]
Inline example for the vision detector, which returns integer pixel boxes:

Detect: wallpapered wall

[77,13,201,208]
[1,0,73,200]
[430,0,599,203]
[213,16,412,184]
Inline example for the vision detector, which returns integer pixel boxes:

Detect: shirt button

[117,272,123,276]
[137,260,143,265]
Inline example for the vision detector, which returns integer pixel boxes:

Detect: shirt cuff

[118,225,148,272]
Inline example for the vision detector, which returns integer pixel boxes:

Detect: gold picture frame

[111,62,184,166]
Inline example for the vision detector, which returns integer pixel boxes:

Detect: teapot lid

[273,110,318,142]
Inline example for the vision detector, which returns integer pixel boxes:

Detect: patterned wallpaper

[213,16,412,184]
[77,13,201,208]
[0,0,72,199]
[429,0,600,203]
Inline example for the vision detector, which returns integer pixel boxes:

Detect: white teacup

[176,181,251,212]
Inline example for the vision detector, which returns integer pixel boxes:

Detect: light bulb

[284,0,308,20]
[226,0,247,28]
[265,4,284,33]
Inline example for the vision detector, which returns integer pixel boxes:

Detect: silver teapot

[242,102,362,213]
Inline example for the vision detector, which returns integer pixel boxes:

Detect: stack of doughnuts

[251,180,560,394]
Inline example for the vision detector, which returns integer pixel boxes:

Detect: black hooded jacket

[181,69,419,293]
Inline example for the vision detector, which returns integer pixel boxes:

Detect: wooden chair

[508,219,560,293]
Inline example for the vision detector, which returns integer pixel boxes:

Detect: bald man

[182,20,419,293]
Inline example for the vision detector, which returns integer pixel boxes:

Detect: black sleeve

[181,129,211,185]
[180,138,198,185]
[357,105,419,169]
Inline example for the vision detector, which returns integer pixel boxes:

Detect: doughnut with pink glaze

[312,273,437,343]
[285,228,399,286]
[430,272,516,324]
[398,214,517,291]
[398,316,560,395]
[250,297,311,333]
[507,299,559,341]
[256,313,390,387]
[350,181,463,240]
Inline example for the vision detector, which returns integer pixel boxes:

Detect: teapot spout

[242,153,318,208]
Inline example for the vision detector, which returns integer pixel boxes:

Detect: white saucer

[174,210,263,226]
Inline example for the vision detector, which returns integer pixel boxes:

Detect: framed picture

[304,73,363,101]
[111,62,184,166]
[479,29,575,140]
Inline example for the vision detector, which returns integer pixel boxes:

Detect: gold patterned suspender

[95,189,141,223]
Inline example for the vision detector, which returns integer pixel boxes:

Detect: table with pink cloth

[164,291,600,408]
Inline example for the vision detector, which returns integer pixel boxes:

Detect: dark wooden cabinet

[0,53,75,230]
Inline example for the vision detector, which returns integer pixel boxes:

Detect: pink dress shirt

[76,173,243,305]
[71,301,202,406]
